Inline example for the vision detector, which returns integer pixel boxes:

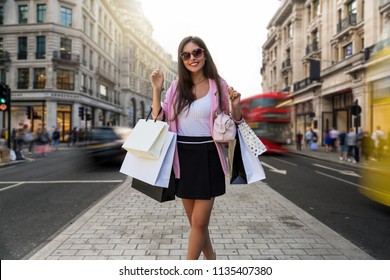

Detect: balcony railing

[96,67,115,84]
[36,52,46,59]
[17,51,27,60]
[306,41,319,55]
[17,81,29,89]
[282,58,291,69]
[52,51,80,65]
[33,81,46,89]
[293,77,321,92]
[57,82,74,91]
[0,51,11,63]
[337,13,357,33]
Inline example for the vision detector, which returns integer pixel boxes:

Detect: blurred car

[85,126,132,164]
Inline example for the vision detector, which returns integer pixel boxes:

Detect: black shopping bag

[131,172,176,202]
[229,137,247,184]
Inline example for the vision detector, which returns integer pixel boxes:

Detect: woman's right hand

[150,68,164,94]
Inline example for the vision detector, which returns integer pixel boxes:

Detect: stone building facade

[0,0,177,141]
[262,0,390,142]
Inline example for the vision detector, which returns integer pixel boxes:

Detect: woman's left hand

[228,86,241,108]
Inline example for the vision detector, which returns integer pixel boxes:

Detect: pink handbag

[213,111,236,142]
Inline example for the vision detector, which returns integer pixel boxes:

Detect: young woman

[150,36,242,260]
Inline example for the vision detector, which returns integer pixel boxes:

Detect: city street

[261,153,390,260]
[0,146,388,259]
[0,148,127,259]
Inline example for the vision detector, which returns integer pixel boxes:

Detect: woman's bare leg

[182,198,215,260]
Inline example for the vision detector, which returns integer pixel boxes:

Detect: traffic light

[26,106,32,118]
[86,113,92,121]
[0,84,10,112]
[78,106,84,120]
[351,104,362,116]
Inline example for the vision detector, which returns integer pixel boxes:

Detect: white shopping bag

[120,131,176,188]
[122,118,168,159]
[238,129,266,184]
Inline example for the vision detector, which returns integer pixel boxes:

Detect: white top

[177,91,211,136]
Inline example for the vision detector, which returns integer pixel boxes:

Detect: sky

[138,0,282,98]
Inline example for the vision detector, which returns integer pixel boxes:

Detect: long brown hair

[173,36,223,120]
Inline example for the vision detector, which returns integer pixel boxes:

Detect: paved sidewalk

[28,175,373,260]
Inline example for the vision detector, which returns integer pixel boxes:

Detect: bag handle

[215,90,233,116]
[146,106,163,123]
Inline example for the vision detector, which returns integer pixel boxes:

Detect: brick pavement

[28,176,373,260]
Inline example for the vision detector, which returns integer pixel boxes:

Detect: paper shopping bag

[120,132,176,188]
[231,129,266,184]
[122,118,168,159]
[131,172,176,203]
[228,138,247,184]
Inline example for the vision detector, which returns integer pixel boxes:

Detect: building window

[100,84,107,100]
[60,38,72,59]
[343,43,353,58]
[56,69,74,90]
[34,68,46,89]
[348,0,357,15]
[18,37,28,60]
[81,73,87,93]
[37,4,46,23]
[18,5,28,24]
[313,0,320,18]
[60,7,72,27]
[0,7,4,25]
[36,36,46,59]
[18,68,29,89]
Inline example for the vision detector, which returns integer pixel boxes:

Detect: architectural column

[46,101,57,135]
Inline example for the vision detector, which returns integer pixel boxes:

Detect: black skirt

[175,136,226,200]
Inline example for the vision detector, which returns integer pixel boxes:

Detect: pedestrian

[35,128,51,156]
[296,131,303,151]
[21,124,36,155]
[361,130,374,162]
[338,129,347,161]
[305,129,312,148]
[149,36,243,260]
[346,128,357,163]
[329,127,339,152]
[371,126,385,161]
[310,129,318,151]
[52,127,60,150]
[355,128,363,163]
[71,127,78,147]
[324,130,332,152]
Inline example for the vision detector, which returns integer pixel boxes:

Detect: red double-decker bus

[240,92,291,153]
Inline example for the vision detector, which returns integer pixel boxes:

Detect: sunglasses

[180,48,205,61]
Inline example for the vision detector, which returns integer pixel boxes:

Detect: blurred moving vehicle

[85,126,132,164]
[360,41,390,207]
[240,92,291,153]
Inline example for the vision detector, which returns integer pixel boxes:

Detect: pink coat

[156,78,242,178]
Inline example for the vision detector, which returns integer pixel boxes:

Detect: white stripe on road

[271,157,298,167]
[313,164,361,177]
[315,171,371,190]
[0,180,124,192]
[0,183,24,192]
